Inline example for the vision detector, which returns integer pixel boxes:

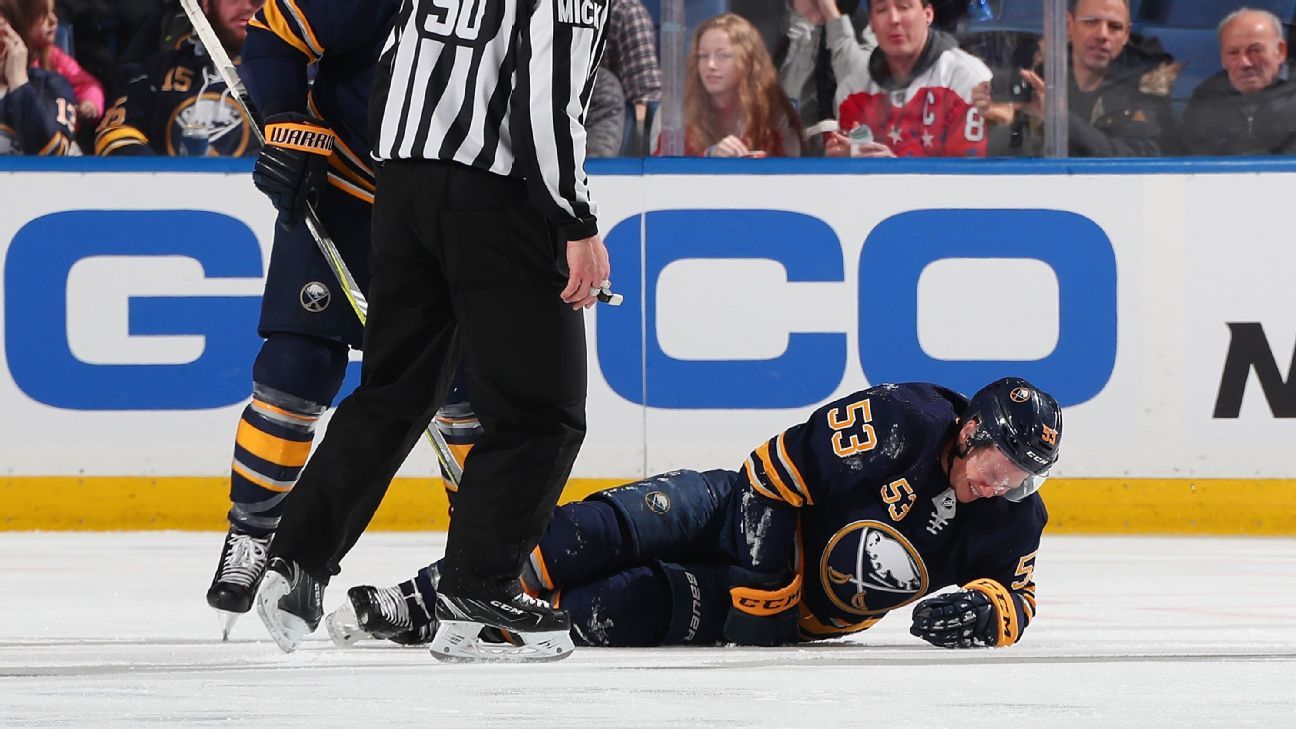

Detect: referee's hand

[562,234,612,310]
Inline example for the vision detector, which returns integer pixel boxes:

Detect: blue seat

[639,0,730,42]
[1144,26,1221,97]
[55,22,74,56]
[1136,0,1296,28]
[965,0,1145,34]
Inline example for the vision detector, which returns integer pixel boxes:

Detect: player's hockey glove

[253,112,335,229]
[722,567,801,647]
[910,579,1018,648]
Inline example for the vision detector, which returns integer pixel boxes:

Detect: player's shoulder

[823,382,963,465]
[862,381,966,426]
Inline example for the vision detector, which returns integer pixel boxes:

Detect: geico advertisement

[1,168,1293,479]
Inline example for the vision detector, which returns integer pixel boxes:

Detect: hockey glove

[253,112,335,229]
[722,567,802,646]
[910,579,1018,649]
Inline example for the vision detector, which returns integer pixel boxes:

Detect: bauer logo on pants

[300,282,330,312]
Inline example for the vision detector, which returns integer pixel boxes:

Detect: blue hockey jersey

[735,382,1046,643]
[95,35,258,157]
[243,0,401,204]
[0,69,78,155]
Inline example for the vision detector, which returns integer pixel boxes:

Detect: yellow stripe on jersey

[256,1,315,60]
[326,151,374,191]
[235,420,312,468]
[755,440,804,508]
[281,0,324,57]
[964,578,1021,646]
[743,457,782,503]
[325,172,375,204]
[38,134,64,155]
[331,136,376,190]
[775,432,813,506]
[94,125,149,155]
[798,605,882,638]
[1020,585,1037,619]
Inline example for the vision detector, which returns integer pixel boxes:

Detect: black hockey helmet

[963,377,1062,502]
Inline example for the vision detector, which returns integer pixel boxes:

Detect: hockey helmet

[963,377,1062,502]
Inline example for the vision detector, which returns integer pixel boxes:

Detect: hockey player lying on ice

[328,377,1062,654]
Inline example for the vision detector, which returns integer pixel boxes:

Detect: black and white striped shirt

[373,0,609,240]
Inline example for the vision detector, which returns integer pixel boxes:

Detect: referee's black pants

[272,159,588,598]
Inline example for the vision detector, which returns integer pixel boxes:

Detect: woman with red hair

[654,13,802,157]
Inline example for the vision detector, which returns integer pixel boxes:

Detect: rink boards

[1,157,1294,533]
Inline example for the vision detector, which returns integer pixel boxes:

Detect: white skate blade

[324,599,371,648]
[429,620,574,663]
[255,570,309,653]
[215,610,239,641]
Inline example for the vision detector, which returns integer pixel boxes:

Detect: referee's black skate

[255,557,323,653]
[325,584,436,647]
[429,591,574,662]
[205,527,270,640]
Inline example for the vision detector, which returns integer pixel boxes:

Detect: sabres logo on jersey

[165,92,253,157]
[820,520,928,615]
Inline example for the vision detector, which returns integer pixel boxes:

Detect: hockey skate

[255,557,323,653]
[325,585,436,647]
[429,591,574,663]
[205,528,271,640]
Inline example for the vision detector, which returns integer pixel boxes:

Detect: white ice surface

[2,533,1294,728]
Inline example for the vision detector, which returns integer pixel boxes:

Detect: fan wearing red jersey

[826,0,991,158]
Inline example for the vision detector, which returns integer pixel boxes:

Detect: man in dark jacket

[1012,0,1176,157]
[1180,8,1296,156]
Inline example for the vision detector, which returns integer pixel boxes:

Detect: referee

[257,0,612,662]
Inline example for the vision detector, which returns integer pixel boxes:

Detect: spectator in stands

[777,0,875,153]
[588,67,627,158]
[1009,0,1177,157]
[653,12,802,157]
[605,0,661,108]
[0,1,77,154]
[94,0,261,157]
[603,0,660,155]
[1179,8,1296,156]
[11,0,102,123]
[826,0,991,158]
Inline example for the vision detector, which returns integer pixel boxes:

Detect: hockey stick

[177,0,463,487]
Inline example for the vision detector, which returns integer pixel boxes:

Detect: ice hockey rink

[1,532,1292,728]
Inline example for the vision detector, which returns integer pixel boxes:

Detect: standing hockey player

[202,0,483,638]
[330,378,1061,650]
[256,0,612,662]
